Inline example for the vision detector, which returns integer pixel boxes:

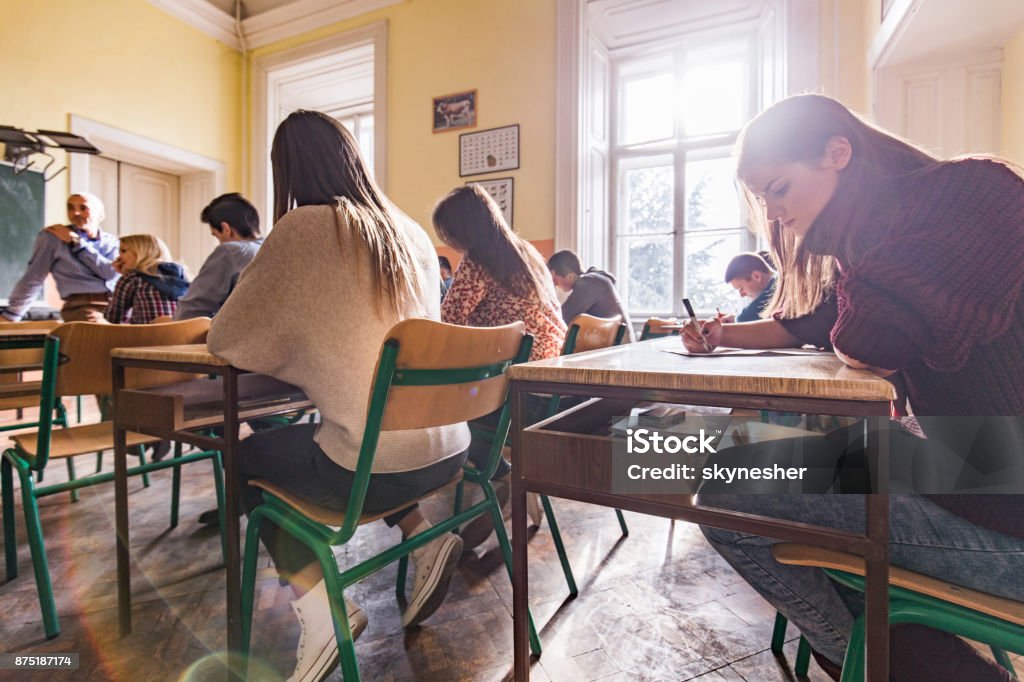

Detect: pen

[682,298,713,352]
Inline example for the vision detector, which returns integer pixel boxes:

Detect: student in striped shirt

[2,192,119,322]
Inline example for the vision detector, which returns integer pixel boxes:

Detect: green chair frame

[240,322,542,681]
[536,319,629,598]
[638,317,680,341]
[1,333,225,639]
[831,569,1020,681]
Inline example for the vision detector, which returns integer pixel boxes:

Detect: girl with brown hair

[208,110,470,682]
[694,94,1024,681]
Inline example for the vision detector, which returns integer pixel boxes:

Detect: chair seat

[12,422,161,460]
[0,380,42,399]
[772,543,1024,626]
[250,475,463,527]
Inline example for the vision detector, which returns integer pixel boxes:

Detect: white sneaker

[287,579,367,682]
[526,492,544,528]
[402,526,463,628]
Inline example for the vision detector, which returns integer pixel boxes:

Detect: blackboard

[0,162,45,300]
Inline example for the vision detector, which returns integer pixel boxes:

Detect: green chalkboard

[0,162,45,300]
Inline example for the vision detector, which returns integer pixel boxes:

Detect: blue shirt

[736,276,776,323]
[2,227,120,321]
[173,239,263,320]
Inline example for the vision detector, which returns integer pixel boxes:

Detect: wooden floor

[1,401,1018,681]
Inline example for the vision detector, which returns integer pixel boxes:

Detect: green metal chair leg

[317,547,360,682]
[992,646,1017,677]
[134,445,150,488]
[839,613,866,682]
[211,453,226,563]
[18,466,59,639]
[452,480,465,535]
[771,611,788,653]
[239,506,265,677]
[540,494,578,597]
[395,555,408,602]
[95,452,103,474]
[614,508,629,536]
[76,395,82,423]
[795,635,812,676]
[170,442,183,528]
[485,481,543,656]
[65,458,79,503]
[2,457,17,580]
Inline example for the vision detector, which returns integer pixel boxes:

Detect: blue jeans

[698,493,1024,665]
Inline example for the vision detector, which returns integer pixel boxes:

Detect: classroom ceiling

[206,0,299,20]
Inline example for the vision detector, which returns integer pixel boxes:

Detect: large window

[612,37,755,317]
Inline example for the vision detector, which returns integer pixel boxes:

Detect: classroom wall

[1000,28,1024,164]
[0,0,242,225]
[248,0,558,264]
[817,0,876,115]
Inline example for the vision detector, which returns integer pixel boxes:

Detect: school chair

[240,320,541,680]
[772,543,1021,681]
[1,320,226,639]
[536,314,629,597]
[639,317,680,341]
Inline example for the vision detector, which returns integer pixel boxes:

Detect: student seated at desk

[690,94,1024,681]
[723,251,776,322]
[207,110,470,682]
[432,185,567,545]
[174,193,263,320]
[103,235,189,324]
[547,249,635,342]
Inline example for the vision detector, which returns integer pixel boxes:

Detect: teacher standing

[2,192,119,322]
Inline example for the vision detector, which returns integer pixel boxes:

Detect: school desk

[508,335,898,681]
[109,344,312,652]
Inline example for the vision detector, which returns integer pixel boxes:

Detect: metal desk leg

[223,368,242,652]
[511,382,530,681]
[114,362,132,636]
[865,418,890,680]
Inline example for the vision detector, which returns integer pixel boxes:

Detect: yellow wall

[250,0,557,249]
[0,0,242,226]
[818,0,878,116]
[1001,28,1024,164]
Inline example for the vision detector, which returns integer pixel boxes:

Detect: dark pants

[239,423,467,577]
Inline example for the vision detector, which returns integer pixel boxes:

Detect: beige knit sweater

[207,203,471,473]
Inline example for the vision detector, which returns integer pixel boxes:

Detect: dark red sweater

[817,159,1024,538]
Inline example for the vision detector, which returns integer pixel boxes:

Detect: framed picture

[459,124,520,177]
[466,176,514,228]
[433,90,477,133]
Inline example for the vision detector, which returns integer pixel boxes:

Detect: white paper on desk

[662,347,831,357]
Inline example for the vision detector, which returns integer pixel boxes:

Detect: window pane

[686,156,741,230]
[681,59,746,137]
[622,236,674,312]
[685,231,743,313]
[621,73,675,145]
[623,163,674,235]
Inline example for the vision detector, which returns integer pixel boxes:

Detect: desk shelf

[114,374,313,433]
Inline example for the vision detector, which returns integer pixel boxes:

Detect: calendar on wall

[466,177,514,228]
[459,124,520,177]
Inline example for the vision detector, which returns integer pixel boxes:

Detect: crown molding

[242,0,402,49]
[147,0,241,49]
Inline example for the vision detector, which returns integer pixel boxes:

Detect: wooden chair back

[51,319,210,397]
[566,314,624,354]
[374,320,528,431]
[640,317,679,341]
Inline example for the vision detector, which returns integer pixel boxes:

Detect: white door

[88,156,120,234]
[119,163,180,258]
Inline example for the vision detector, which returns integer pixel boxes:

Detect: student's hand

[84,310,109,324]
[44,224,76,243]
[112,257,126,274]
[681,318,723,353]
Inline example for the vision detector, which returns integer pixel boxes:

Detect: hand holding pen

[682,299,714,353]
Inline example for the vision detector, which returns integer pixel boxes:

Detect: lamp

[0,125,100,181]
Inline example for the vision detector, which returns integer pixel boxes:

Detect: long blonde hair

[736,94,938,317]
[119,234,172,275]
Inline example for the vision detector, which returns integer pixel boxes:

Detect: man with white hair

[2,192,120,322]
